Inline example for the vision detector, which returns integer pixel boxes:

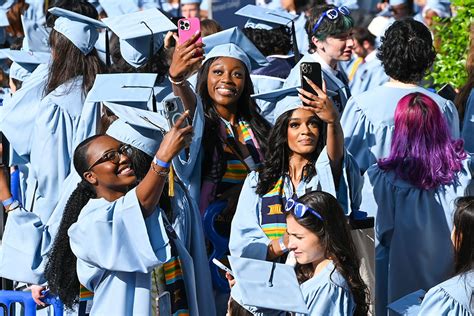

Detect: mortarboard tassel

[168,165,174,197]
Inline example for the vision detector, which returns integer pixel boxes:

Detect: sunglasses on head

[86,144,133,172]
[312,6,351,34]
[285,198,324,221]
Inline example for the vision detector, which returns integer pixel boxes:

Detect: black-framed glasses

[86,144,133,172]
[312,6,351,34]
[285,198,324,220]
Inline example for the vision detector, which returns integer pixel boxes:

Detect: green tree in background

[427,0,474,89]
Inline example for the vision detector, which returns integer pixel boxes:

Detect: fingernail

[297,88,302,92]
[303,75,309,81]
[194,30,200,35]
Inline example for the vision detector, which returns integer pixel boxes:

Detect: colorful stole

[78,284,94,316]
[152,222,190,316]
[260,177,287,241]
[200,118,263,213]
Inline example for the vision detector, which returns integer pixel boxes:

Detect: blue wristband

[153,156,171,168]
[2,196,14,207]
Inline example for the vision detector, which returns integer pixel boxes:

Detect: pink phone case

[178,17,202,45]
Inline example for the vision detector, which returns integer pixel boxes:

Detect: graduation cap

[202,27,269,71]
[104,102,169,136]
[235,4,300,62]
[102,9,177,69]
[228,256,309,314]
[20,14,50,53]
[48,7,106,55]
[181,0,201,4]
[0,6,9,28]
[387,289,426,315]
[106,118,165,158]
[86,73,159,111]
[252,85,300,121]
[0,50,51,82]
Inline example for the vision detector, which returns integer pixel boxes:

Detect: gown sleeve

[69,188,170,273]
[229,171,270,260]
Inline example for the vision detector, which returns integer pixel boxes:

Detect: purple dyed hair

[378,92,466,190]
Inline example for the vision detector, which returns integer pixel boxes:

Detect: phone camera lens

[166,102,176,112]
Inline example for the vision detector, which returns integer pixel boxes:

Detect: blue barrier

[0,290,63,316]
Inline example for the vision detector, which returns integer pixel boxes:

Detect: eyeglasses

[285,198,324,220]
[86,144,133,171]
[312,6,351,34]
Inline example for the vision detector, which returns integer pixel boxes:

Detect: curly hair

[256,109,325,195]
[242,26,292,56]
[196,57,271,184]
[306,4,354,53]
[45,135,102,309]
[377,19,436,83]
[288,191,370,316]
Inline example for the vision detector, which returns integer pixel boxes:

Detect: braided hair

[45,135,101,309]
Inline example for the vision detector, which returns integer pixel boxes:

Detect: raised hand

[297,77,339,125]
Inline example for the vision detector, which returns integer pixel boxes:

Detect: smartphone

[177,17,202,46]
[212,258,234,277]
[300,62,323,104]
[164,97,189,129]
[437,83,457,102]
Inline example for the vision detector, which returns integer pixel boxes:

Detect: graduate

[283,4,354,114]
[235,4,297,123]
[173,27,271,215]
[229,78,362,263]
[359,92,472,316]
[287,191,369,316]
[44,113,192,315]
[24,4,105,222]
[181,0,201,19]
[341,19,460,173]
[347,26,388,97]
[102,9,179,103]
[228,191,369,316]
[418,196,474,315]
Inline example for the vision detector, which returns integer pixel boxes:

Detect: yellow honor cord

[168,165,174,197]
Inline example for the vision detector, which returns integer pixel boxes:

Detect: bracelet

[150,163,170,179]
[278,236,288,254]
[153,156,171,168]
[2,196,14,207]
[168,75,186,86]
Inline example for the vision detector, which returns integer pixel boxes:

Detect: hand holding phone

[178,18,202,48]
[164,97,190,129]
[300,62,323,106]
[212,258,234,277]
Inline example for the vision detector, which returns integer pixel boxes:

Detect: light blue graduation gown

[418,271,474,316]
[171,96,205,205]
[251,74,285,124]
[360,157,473,316]
[341,83,460,173]
[349,56,389,97]
[68,188,172,316]
[296,261,356,316]
[27,77,87,223]
[461,89,474,154]
[284,53,351,114]
[229,147,362,260]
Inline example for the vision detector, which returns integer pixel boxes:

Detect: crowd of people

[0,0,472,315]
